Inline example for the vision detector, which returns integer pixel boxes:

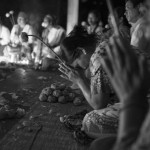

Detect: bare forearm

[77,78,91,104]
[77,78,109,109]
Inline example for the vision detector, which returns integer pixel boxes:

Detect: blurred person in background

[87,10,103,35]
[4,11,36,64]
[125,0,150,54]
[107,7,131,42]
[39,14,66,70]
[0,17,10,56]
[81,21,88,30]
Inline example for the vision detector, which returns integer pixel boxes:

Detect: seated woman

[59,7,130,144]
[87,10,103,35]
[39,14,66,70]
[4,11,36,64]
[0,17,10,56]
[59,27,119,142]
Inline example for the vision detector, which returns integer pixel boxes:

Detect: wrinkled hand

[58,63,84,83]
[101,37,150,102]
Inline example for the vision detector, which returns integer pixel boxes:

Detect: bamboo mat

[0,100,92,150]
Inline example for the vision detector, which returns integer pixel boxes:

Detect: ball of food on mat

[53,90,62,97]
[67,93,75,102]
[62,90,68,96]
[73,97,83,106]
[58,84,66,90]
[74,89,82,95]
[47,96,57,103]
[58,96,67,104]
[69,93,76,99]
[39,94,47,102]
[50,83,58,90]
[59,116,65,123]
[16,108,25,118]
[42,87,53,96]
[65,86,72,92]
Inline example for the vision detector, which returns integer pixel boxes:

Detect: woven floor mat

[0,101,91,150]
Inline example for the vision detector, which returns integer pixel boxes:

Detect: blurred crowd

[0,11,66,70]
[1,0,150,149]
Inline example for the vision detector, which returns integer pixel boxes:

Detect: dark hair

[61,26,97,63]
[88,10,101,21]
[114,6,130,27]
[125,0,145,8]
[114,7,125,19]
[44,14,56,26]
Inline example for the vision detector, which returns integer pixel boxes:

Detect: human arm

[27,25,35,44]
[10,25,20,45]
[0,27,10,45]
[59,64,110,110]
[101,37,150,149]
[131,24,150,54]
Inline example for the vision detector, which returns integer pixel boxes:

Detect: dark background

[0,0,125,32]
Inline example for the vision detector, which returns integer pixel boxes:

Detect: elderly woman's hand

[58,63,84,83]
[101,37,150,103]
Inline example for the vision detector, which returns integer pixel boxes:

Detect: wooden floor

[0,67,91,150]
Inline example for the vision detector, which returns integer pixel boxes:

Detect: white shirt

[10,24,34,45]
[47,26,65,47]
[42,26,66,58]
[0,25,10,45]
[130,17,150,54]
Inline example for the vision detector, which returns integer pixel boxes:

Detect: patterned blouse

[90,40,117,104]
[89,23,130,103]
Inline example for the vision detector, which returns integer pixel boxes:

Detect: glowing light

[0,56,30,65]
[6,13,10,18]
[9,11,14,15]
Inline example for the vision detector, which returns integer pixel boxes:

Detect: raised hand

[101,37,150,103]
[58,63,84,83]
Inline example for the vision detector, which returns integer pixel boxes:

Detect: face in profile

[125,0,139,23]
[17,17,26,28]
[42,16,53,28]
[42,18,49,28]
[88,12,98,26]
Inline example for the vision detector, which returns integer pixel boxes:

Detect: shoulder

[12,24,19,30]
[136,18,147,32]
[51,27,57,32]
[95,26,103,34]
[24,24,33,30]
[96,26,102,31]
[119,24,130,32]
[1,25,10,33]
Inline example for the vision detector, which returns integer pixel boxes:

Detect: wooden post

[67,0,79,34]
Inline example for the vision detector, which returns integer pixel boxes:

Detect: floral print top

[90,40,116,103]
